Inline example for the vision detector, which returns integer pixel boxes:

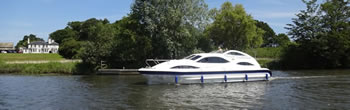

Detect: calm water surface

[1,70,350,109]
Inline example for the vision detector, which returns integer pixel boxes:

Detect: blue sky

[0,0,306,44]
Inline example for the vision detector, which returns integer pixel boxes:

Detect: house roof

[29,41,48,45]
[28,41,59,45]
[0,42,14,50]
[50,42,59,45]
[0,43,13,48]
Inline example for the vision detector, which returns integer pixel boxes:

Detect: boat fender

[175,75,178,84]
[201,75,204,83]
[265,74,269,80]
[245,74,248,81]
[224,74,227,82]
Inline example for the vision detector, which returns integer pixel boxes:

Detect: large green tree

[255,20,277,47]
[49,28,77,44]
[283,0,350,69]
[50,18,113,60]
[205,2,264,50]
[130,0,209,58]
[79,22,115,70]
[275,33,291,47]
[107,17,153,68]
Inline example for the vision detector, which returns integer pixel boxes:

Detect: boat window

[237,62,254,66]
[227,52,245,56]
[197,57,229,63]
[191,55,201,60]
[184,55,195,59]
[171,65,199,69]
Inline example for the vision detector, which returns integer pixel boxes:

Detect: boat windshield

[184,55,195,59]
[190,55,201,60]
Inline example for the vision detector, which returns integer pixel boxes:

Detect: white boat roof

[190,50,253,58]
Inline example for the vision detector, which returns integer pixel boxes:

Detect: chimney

[27,38,30,44]
[48,38,51,44]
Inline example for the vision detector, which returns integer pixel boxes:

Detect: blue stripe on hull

[139,70,272,76]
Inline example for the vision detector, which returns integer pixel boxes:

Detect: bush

[244,47,283,58]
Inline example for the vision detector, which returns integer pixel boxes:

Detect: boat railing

[145,59,170,67]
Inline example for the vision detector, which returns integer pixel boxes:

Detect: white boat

[138,50,272,84]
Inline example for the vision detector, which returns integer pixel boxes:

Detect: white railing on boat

[145,59,170,67]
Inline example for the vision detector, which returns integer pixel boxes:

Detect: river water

[1,70,350,109]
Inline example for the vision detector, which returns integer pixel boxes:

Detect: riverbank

[0,54,85,74]
[0,49,281,74]
[0,61,78,74]
[0,53,64,61]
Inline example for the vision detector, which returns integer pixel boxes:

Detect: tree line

[280,0,350,69]
[17,0,348,70]
[17,0,349,70]
[46,0,289,71]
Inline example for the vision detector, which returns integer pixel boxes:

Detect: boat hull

[139,70,272,84]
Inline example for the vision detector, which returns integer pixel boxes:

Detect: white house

[20,38,59,53]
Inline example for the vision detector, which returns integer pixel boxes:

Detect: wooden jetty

[97,69,140,75]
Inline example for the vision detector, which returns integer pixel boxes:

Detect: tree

[79,22,115,70]
[130,0,209,58]
[275,33,291,47]
[205,2,264,50]
[255,20,277,47]
[107,17,153,68]
[286,0,323,44]
[283,0,350,69]
[58,38,83,59]
[49,18,114,60]
[15,34,44,50]
[49,28,77,44]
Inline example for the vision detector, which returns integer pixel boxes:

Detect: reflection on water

[1,70,350,109]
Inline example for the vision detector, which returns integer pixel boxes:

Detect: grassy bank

[0,54,90,74]
[0,53,64,61]
[0,60,78,74]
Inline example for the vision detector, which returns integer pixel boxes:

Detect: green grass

[0,60,78,74]
[244,47,283,58]
[0,53,65,61]
[0,62,78,74]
